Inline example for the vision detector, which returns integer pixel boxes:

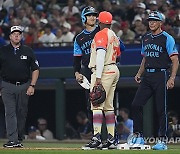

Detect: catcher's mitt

[89,84,106,107]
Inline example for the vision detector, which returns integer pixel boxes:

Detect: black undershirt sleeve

[73,56,82,73]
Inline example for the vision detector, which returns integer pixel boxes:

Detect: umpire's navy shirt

[0,43,39,81]
[141,31,178,69]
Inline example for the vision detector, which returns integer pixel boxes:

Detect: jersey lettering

[145,51,159,57]
[144,44,163,53]
[84,48,91,54]
[81,40,93,52]
[74,26,100,66]
[142,31,178,69]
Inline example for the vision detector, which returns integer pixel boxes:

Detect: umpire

[0,26,39,148]
[131,11,179,150]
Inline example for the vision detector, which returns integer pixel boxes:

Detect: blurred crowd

[168,111,180,138]
[0,0,179,47]
[26,118,54,140]
[65,109,180,141]
[0,106,179,140]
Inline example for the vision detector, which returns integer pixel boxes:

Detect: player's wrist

[29,84,35,88]
[136,73,141,77]
[75,72,80,76]
[170,76,175,80]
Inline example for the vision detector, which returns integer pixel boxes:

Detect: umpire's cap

[81,6,98,23]
[98,11,112,25]
[147,11,163,21]
[10,26,23,34]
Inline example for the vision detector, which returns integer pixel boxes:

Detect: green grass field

[0,141,180,154]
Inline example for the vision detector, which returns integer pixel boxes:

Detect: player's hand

[135,74,141,83]
[26,86,35,96]
[75,72,83,82]
[166,77,175,89]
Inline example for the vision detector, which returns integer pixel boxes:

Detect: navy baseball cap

[147,11,163,21]
[28,126,37,133]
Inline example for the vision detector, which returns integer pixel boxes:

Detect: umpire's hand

[26,86,35,96]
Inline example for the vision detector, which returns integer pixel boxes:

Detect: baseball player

[73,6,99,124]
[83,11,121,150]
[131,11,179,150]
[73,7,125,126]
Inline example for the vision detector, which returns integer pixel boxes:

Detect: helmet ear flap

[81,15,86,23]
[81,7,87,24]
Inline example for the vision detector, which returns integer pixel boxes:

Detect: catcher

[82,11,121,150]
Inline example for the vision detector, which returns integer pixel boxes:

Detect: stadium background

[26,44,180,139]
[0,0,179,141]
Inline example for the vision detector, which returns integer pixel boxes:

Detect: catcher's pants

[1,81,29,142]
[90,64,120,111]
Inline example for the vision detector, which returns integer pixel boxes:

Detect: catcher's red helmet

[98,11,112,24]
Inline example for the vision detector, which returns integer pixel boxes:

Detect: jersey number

[110,36,120,61]
[112,46,120,61]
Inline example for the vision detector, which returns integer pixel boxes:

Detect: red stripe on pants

[93,114,103,124]
[105,114,115,124]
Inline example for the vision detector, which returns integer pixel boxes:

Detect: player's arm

[167,55,179,89]
[73,38,83,82]
[166,36,179,89]
[119,39,125,52]
[94,31,108,85]
[169,55,179,80]
[135,40,145,83]
[74,56,83,82]
[135,57,145,83]
[116,39,124,65]
[96,49,106,84]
